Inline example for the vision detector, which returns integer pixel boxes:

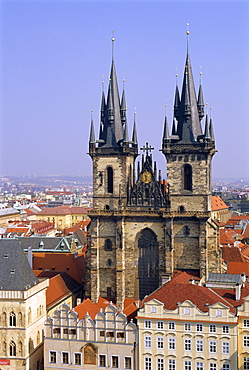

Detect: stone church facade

[86,42,221,308]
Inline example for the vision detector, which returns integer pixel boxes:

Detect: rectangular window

[168,322,175,330]
[196,362,204,370]
[99,355,106,367]
[222,341,230,354]
[184,308,190,315]
[145,336,152,348]
[107,331,114,337]
[244,357,249,370]
[184,338,192,351]
[244,336,249,347]
[169,359,175,370]
[151,306,157,313]
[112,356,119,368]
[100,330,105,337]
[145,357,152,370]
[216,309,222,317]
[222,365,230,370]
[168,337,176,350]
[209,340,217,353]
[196,339,203,352]
[185,360,192,370]
[196,323,203,332]
[157,336,164,349]
[157,358,164,370]
[74,353,81,365]
[145,320,152,329]
[222,325,230,334]
[117,332,125,338]
[157,321,164,329]
[184,323,191,331]
[124,357,132,369]
[244,320,249,328]
[209,324,216,333]
[50,351,56,363]
[62,352,69,364]
[210,364,217,370]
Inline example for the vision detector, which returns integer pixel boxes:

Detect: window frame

[49,351,57,364]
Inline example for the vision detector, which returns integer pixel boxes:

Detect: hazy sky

[1,0,249,179]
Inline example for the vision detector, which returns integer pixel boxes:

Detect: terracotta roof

[225,215,249,226]
[222,246,246,263]
[212,282,249,308]
[212,196,229,211]
[242,225,249,238]
[74,297,111,320]
[228,262,249,276]
[46,272,82,309]
[220,229,237,245]
[39,206,90,216]
[144,278,236,314]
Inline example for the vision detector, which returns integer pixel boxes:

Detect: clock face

[142,171,152,183]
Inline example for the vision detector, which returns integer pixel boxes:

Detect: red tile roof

[212,196,229,211]
[228,262,249,276]
[39,206,90,216]
[220,229,237,245]
[222,246,246,263]
[144,278,236,314]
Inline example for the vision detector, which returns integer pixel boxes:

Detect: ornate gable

[128,152,169,209]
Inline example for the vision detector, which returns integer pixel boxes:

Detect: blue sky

[1,0,249,179]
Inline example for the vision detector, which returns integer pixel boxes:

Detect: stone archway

[137,228,159,300]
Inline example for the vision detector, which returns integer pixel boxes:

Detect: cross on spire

[140,142,154,156]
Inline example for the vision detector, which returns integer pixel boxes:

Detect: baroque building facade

[86,40,221,308]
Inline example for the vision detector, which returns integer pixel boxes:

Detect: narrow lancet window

[107,167,114,193]
[183,164,192,191]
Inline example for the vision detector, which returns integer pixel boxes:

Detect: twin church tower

[86,37,221,307]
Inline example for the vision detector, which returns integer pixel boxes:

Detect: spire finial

[199,66,203,84]
[186,23,190,52]
[175,68,179,84]
[111,31,115,61]
[210,106,212,118]
[102,75,105,92]
[164,103,167,116]
[123,73,126,90]
[205,102,209,115]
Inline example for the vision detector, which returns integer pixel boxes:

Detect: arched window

[19,341,23,357]
[37,331,40,345]
[18,312,22,327]
[9,312,16,327]
[107,167,113,193]
[3,340,7,356]
[179,205,185,213]
[28,307,32,324]
[183,164,192,191]
[10,341,16,356]
[3,312,7,327]
[107,259,112,267]
[104,239,112,251]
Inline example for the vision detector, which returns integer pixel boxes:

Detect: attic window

[4,254,9,258]
[10,269,15,274]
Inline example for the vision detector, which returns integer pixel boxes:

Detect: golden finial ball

[111,38,115,41]
[186,31,190,35]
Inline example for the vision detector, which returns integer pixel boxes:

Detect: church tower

[86,36,221,308]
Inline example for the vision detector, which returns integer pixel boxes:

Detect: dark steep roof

[0,239,38,290]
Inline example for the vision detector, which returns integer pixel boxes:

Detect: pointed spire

[162,115,170,142]
[89,112,95,144]
[209,108,215,142]
[123,121,129,143]
[120,86,127,126]
[171,118,177,135]
[154,161,157,180]
[132,112,138,145]
[174,73,180,119]
[204,114,211,140]
[197,71,205,120]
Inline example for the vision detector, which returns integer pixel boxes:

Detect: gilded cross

[140,142,154,156]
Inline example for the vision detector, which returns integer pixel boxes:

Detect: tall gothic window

[183,164,192,191]
[137,228,159,300]
[107,167,114,193]
[9,312,16,327]
[10,341,16,356]
[104,239,112,251]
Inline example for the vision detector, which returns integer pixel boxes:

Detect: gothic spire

[162,115,170,143]
[173,81,180,119]
[197,79,205,120]
[121,85,127,126]
[171,118,177,135]
[132,113,138,146]
[177,51,203,143]
[89,114,95,144]
[204,113,211,140]
[209,113,215,142]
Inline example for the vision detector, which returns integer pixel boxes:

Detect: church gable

[128,150,169,209]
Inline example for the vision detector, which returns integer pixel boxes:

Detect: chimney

[189,277,195,285]
[241,273,246,287]
[235,283,241,301]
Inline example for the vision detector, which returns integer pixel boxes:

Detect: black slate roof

[0,239,39,291]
